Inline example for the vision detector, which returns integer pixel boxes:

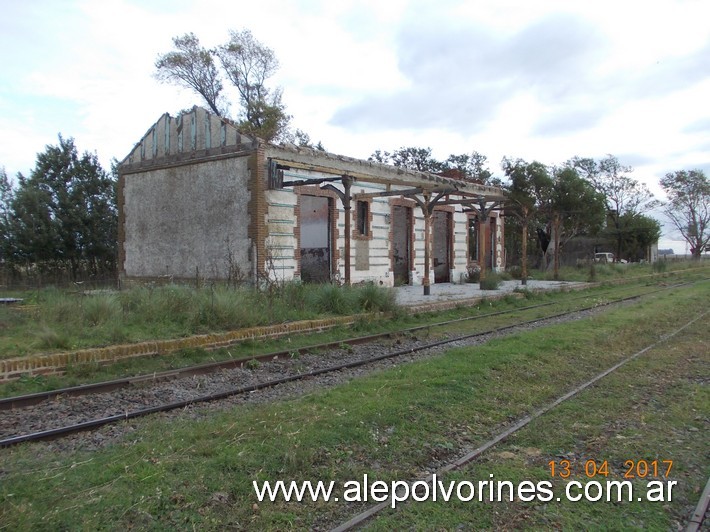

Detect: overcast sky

[1,0,708,252]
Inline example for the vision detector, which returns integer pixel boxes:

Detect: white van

[594,252,615,263]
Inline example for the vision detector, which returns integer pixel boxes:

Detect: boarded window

[356,200,369,236]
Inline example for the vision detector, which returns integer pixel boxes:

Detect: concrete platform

[395,280,588,311]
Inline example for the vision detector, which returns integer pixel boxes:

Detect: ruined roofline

[117,106,506,200]
[117,106,259,172]
[266,141,506,200]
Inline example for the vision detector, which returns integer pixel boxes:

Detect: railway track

[0,280,695,448]
[0,280,675,411]
[332,309,709,531]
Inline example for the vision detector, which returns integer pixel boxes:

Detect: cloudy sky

[1,0,708,252]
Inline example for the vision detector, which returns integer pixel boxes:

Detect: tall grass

[0,282,400,356]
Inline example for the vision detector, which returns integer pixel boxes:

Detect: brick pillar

[248,144,268,280]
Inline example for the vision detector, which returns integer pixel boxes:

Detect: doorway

[433,210,451,283]
[300,195,331,283]
[392,205,412,285]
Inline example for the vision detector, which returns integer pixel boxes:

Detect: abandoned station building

[118,107,506,291]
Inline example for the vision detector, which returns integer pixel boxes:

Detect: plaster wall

[122,156,251,280]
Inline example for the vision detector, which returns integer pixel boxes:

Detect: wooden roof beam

[352,188,423,200]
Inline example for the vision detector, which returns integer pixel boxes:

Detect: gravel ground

[2,300,634,455]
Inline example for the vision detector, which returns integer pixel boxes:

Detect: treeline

[1,136,697,289]
[0,136,117,287]
[370,147,662,278]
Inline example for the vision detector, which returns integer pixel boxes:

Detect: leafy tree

[548,167,606,278]
[156,30,291,141]
[442,151,495,183]
[8,180,56,266]
[660,169,709,258]
[502,157,553,284]
[216,29,290,141]
[568,155,657,260]
[155,33,225,116]
[8,136,117,278]
[370,147,443,173]
[369,147,498,184]
[290,129,326,151]
[618,213,662,261]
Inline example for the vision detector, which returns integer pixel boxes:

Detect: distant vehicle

[594,252,614,263]
[594,252,627,264]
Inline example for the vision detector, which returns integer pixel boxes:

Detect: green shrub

[652,260,668,273]
[356,283,396,312]
[279,282,308,311]
[480,273,502,290]
[497,271,513,281]
[41,290,81,326]
[507,266,522,280]
[513,287,534,299]
[82,295,120,326]
[310,284,351,314]
[34,325,71,350]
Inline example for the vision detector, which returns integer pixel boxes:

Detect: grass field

[2,266,706,399]
[0,282,398,359]
[0,261,702,361]
[0,278,707,530]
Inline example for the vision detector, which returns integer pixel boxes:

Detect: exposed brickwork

[0,316,362,382]
[249,148,268,277]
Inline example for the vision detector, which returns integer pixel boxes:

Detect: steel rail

[332,310,709,531]
[686,475,710,532]
[0,286,679,448]
[0,281,677,412]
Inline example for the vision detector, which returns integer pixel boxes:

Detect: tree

[155,30,291,141]
[370,146,443,173]
[216,29,290,141]
[442,151,494,183]
[502,157,553,284]
[291,129,326,151]
[8,136,117,278]
[660,169,709,258]
[155,33,225,116]
[369,147,499,184]
[548,167,606,279]
[618,213,662,261]
[568,155,657,261]
[0,167,13,262]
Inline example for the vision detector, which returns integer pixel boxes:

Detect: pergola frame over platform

[269,157,506,294]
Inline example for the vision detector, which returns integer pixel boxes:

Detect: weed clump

[652,260,668,273]
[81,295,120,326]
[479,273,502,290]
[34,325,71,350]
[356,283,396,312]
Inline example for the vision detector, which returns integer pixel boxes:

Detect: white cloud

[0,0,707,255]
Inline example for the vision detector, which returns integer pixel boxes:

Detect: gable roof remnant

[119,106,258,174]
[118,106,506,201]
